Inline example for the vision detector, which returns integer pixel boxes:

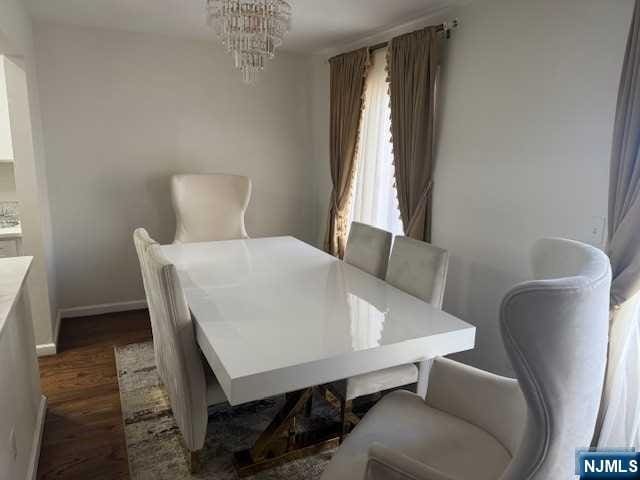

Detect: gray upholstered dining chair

[386,236,449,308]
[321,237,611,480]
[133,228,227,472]
[337,236,449,433]
[344,222,393,279]
[171,173,251,243]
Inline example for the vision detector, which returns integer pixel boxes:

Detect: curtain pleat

[387,27,441,241]
[324,48,370,257]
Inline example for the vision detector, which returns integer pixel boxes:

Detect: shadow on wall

[141,171,176,243]
[446,253,525,377]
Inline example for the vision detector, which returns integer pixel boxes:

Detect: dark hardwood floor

[37,310,152,480]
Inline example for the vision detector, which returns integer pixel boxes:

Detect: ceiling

[25,0,455,53]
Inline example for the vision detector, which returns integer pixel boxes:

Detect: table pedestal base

[234,426,340,477]
[233,388,341,477]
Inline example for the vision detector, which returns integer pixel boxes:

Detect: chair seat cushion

[347,364,419,400]
[321,390,511,480]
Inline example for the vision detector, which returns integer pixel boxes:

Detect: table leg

[322,385,360,439]
[251,389,312,460]
[233,388,340,477]
[416,359,434,399]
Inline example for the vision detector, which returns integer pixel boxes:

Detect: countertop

[0,256,32,334]
[0,225,22,239]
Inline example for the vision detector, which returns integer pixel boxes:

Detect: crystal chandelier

[206,0,292,84]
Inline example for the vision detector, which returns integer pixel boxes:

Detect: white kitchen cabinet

[0,238,18,257]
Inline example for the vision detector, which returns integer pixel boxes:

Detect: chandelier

[206,0,292,84]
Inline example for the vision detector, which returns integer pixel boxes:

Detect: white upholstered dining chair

[321,237,611,480]
[343,222,393,279]
[331,222,391,430]
[171,173,251,243]
[133,228,227,471]
[337,236,449,433]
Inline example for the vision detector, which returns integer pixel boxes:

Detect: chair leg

[416,360,433,399]
[189,449,204,475]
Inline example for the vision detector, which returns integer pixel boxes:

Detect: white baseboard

[26,395,47,480]
[35,301,148,356]
[53,310,61,345]
[59,299,148,319]
[36,311,61,357]
[36,343,56,357]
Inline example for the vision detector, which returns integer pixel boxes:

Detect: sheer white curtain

[349,47,403,236]
[598,295,640,446]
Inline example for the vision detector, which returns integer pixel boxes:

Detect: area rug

[116,341,340,480]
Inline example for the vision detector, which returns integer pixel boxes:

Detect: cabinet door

[0,240,18,257]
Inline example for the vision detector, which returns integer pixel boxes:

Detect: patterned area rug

[116,341,339,480]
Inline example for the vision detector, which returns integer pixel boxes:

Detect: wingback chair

[344,222,393,278]
[171,174,251,243]
[321,237,611,480]
[133,228,227,471]
[338,235,449,434]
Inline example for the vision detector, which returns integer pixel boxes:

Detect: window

[349,47,403,236]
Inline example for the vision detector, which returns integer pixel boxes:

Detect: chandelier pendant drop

[207,0,292,84]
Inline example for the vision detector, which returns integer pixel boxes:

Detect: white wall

[433,0,633,375]
[0,0,57,349]
[34,22,315,309]
[310,0,634,375]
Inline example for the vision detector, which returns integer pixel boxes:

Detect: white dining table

[160,236,475,475]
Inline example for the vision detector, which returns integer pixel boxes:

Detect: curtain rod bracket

[442,19,459,39]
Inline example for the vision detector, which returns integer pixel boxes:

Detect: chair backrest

[132,228,208,451]
[501,238,611,480]
[343,222,392,279]
[133,228,157,289]
[133,228,161,355]
[171,173,251,243]
[385,236,449,308]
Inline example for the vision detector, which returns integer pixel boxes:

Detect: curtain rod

[369,19,459,52]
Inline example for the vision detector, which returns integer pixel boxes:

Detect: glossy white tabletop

[160,236,475,405]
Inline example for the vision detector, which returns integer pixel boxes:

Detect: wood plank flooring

[37,310,152,480]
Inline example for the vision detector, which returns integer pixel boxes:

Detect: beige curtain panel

[324,48,370,257]
[388,27,441,241]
